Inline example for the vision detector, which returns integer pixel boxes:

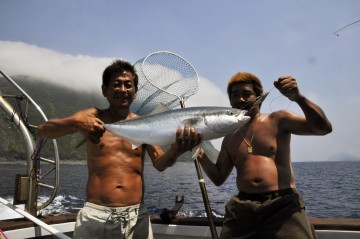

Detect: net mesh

[131,51,199,115]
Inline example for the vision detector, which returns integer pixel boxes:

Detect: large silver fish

[104,107,250,148]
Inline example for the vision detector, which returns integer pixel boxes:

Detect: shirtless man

[37,60,201,239]
[198,72,332,238]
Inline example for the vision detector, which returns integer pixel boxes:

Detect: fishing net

[131,51,199,115]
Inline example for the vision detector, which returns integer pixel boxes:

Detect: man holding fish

[37,59,202,239]
[198,72,332,238]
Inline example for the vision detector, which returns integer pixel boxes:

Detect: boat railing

[0,68,60,216]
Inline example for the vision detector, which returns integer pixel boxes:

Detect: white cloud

[0,40,229,107]
[0,41,111,90]
[186,76,229,107]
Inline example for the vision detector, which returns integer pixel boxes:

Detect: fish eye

[226,110,234,116]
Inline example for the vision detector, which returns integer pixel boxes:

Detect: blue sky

[0,0,360,162]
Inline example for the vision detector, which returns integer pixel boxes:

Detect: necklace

[243,133,255,154]
[240,114,259,154]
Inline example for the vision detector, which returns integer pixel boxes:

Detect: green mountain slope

[0,75,107,161]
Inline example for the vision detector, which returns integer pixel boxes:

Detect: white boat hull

[2,216,360,239]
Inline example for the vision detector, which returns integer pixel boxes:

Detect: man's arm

[37,108,105,144]
[294,95,332,135]
[197,137,234,186]
[274,76,332,135]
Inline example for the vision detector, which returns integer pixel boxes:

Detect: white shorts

[73,202,153,239]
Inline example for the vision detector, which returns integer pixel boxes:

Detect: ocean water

[0,161,359,220]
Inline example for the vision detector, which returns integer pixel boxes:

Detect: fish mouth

[237,110,249,117]
[236,111,251,123]
[243,110,250,116]
[236,110,251,122]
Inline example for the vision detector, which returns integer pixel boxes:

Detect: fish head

[205,108,251,135]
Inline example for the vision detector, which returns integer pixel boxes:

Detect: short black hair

[102,59,138,91]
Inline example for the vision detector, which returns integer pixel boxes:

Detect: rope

[9,95,37,138]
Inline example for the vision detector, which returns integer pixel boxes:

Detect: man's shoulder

[267,110,292,119]
[80,107,104,115]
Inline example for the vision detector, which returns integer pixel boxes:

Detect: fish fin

[182,118,202,126]
[191,142,203,159]
[201,141,220,162]
[131,142,142,149]
[149,103,171,115]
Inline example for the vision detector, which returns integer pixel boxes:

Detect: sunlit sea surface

[1,161,359,220]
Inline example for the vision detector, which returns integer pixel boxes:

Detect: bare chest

[226,123,277,161]
[87,132,143,168]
